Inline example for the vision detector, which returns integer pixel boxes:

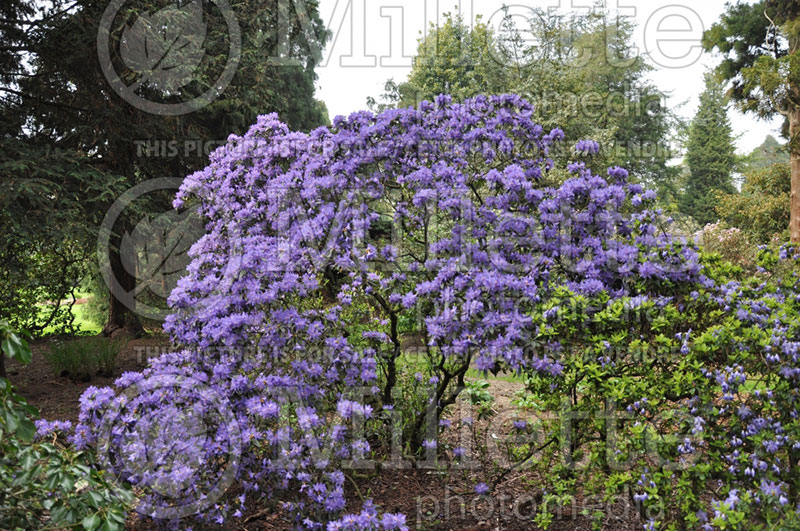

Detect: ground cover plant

[12,94,800,530]
[43,336,126,381]
[0,321,133,530]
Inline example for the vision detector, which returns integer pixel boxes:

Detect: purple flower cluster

[68,94,714,527]
[34,419,72,439]
[624,245,800,527]
[574,139,600,154]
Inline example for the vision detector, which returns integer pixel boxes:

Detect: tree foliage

[0,1,125,334]
[680,74,737,225]
[703,0,800,118]
[371,10,679,196]
[704,0,800,240]
[0,0,331,333]
[507,10,678,190]
[742,135,790,173]
[403,14,507,105]
[717,163,791,242]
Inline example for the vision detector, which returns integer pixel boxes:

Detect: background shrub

[0,323,133,530]
[693,221,757,272]
[44,336,126,381]
[716,163,790,243]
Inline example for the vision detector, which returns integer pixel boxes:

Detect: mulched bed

[7,335,170,423]
[9,335,643,530]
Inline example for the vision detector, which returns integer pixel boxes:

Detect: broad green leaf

[16,417,35,442]
[82,513,101,530]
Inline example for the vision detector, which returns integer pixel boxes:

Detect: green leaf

[100,516,123,531]
[1,332,31,365]
[44,470,60,490]
[108,509,128,523]
[16,417,35,442]
[82,513,101,530]
[60,473,74,491]
[3,408,19,432]
[20,452,36,470]
[50,503,69,523]
[87,490,104,508]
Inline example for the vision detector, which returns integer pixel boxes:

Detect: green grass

[465,367,524,383]
[66,290,92,300]
[39,294,103,336]
[390,350,524,384]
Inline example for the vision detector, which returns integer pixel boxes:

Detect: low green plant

[1,324,134,530]
[512,386,546,412]
[502,249,800,530]
[92,337,125,377]
[44,336,126,381]
[464,379,495,420]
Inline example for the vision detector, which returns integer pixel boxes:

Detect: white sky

[313,0,781,155]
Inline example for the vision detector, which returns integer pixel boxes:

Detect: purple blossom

[422,439,438,450]
[575,139,600,154]
[58,94,730,528]
[34,419,73,439]
[475,482,490,495]
[760,479,783,497]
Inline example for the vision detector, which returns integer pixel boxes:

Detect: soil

[8,335,642,530]
[8,335,170,423]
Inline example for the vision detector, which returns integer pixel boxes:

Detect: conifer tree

[681,74,737,225]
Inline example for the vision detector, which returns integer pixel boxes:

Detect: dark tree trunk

[102,232,144,338]
[791,108,800,243]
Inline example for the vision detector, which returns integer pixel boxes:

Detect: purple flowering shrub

[69,94,800,529]
[513,247,800,529]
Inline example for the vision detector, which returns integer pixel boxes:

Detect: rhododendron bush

[67,95,800,529]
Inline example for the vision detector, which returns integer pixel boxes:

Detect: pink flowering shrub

[694,221,756,271]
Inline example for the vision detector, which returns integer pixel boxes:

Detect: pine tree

[681,74,737,226]
[1,0,330,336]
[704,0,800,240]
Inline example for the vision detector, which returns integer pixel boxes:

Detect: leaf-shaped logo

[120,207,203,300]
[120,1,207,92]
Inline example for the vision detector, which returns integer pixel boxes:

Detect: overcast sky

[313,0,781,155]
